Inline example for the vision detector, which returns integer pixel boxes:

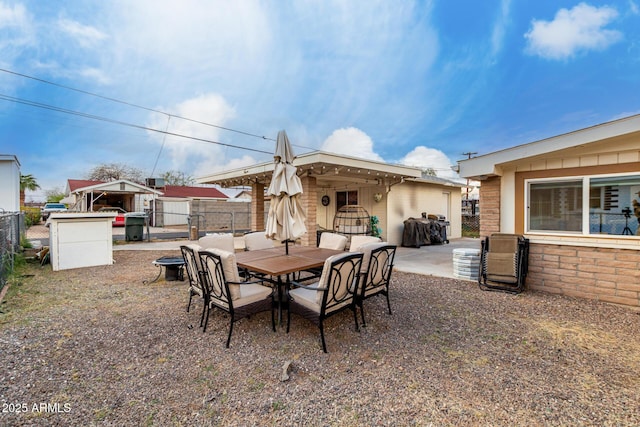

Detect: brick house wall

[479,176,501,238]
[478,175,640,308]
[527,243,640,307]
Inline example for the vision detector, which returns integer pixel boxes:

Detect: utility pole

[462,152,477,202]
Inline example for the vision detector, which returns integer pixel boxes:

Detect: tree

[160,170,195,186]
[20,174,40,206]
[421,168,437,177]
[44,187,66,203]
[86,163,146,183]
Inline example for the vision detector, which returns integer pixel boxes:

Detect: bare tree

[86,163,146,184]
[421,168,437,177]
[160,170,195,186]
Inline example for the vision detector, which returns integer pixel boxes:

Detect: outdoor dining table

[235,246,344,324]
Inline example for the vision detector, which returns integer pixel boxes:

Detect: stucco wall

[387,181,462,246]
[315,184,387,238]
[314,180,461,246]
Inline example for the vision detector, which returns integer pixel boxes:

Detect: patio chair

[318,232,348,250]
[295,232,350,282]
[478,233,529,294]
[348,235,381,252]
[180,244,208,327]
[198,248,275,347]
[244,231,275,251]
[355,243,397,327]
[198,233,235,253]
[287,251,364,353]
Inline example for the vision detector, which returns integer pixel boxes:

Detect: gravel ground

[1,249,639,426]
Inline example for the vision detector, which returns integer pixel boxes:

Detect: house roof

[458,114,640,180]
[66,179,163,195]
[68,179,104,192]
[160,185,227,199]
[0,154,20,166]
[197,150,424,188]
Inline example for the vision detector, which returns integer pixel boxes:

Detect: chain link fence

[462,214,480,238]
[0,212,23,291]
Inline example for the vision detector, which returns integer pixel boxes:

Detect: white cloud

[0,1,29,29]
[524,3,622,60]
[399,146,458,179]
[0,2,34,61]
[630,1,639,15]
[57,18,107,47]
[490,0,512,60]
[194,154,257,178]
[320,127,384,162]
[77,67,111,85]
[147,93,237,174]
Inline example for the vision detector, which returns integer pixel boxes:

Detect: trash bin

[125,212,146,242]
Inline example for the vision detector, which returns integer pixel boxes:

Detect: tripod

[621,207,633,235]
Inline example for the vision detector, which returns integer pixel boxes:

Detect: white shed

[0,154,20,212]
[48,212,117,271]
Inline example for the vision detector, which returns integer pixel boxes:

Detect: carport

[63,179,163,213]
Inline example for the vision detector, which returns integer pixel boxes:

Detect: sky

[1,0,640,202]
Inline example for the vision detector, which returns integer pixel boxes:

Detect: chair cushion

[182,243,204,282]
[289,282,355,314]
[486,252,516,277]
[349,236,381,252]
[244,232,275,251]
[289,286,321,313]
[235,283,273,307]
[489,234,520,253]
[207,248,241,300]
[199,233,235,253]
[319,232,348,250]
[357,242,387,275]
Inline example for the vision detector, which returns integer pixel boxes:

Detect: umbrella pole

[285,239,289,255]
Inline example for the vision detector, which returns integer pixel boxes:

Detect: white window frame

[525,172,640,240]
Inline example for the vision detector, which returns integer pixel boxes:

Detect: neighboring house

[458,114,640,308]
[197,150,463,247]
[234,189,252,200]
[0,154,20,212]
[63,179,231,228]
[63,179,163,212]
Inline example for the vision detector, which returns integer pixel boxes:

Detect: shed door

[442,192,451,219]
[162,201,190,226]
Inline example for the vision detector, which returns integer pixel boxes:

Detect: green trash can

[125,212,146,242]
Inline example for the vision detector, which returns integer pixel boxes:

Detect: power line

[0,93,273,155]
[0,67,275,142]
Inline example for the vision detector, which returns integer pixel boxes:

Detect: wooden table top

[236,247,344,276]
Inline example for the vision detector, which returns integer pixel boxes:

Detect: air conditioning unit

[145,178,165,188]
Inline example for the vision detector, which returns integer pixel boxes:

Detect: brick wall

[300,175,317,247]
[479,176,500,238]
[251,183,265,231]
[527,243,640,308]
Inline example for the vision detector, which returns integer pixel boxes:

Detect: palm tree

[20,174,40,207]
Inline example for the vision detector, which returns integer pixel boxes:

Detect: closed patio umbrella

[265,130,307,254]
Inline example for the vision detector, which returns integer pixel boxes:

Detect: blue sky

[1,1,639,201]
